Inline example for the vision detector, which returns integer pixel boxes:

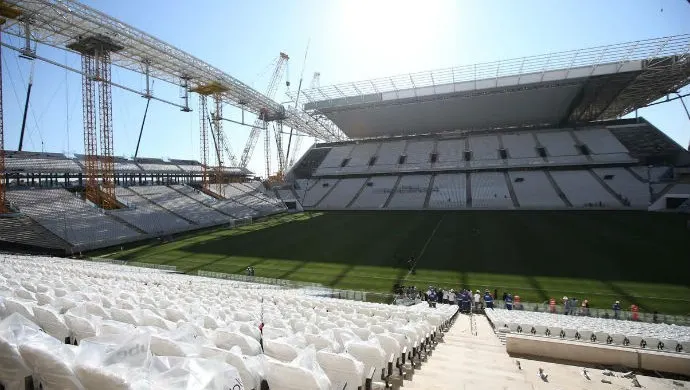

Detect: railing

[197,270,321,288]
[196,270,396,303]
[482,300,690,326]
[302,34,690,103]
[89,258,176,272]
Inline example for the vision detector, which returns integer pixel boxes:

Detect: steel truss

[97,50,115,205]
[2,0,345,144]
[212,95,224,197]
[301,34,690,107]
[273,121,285,173]
[263,122,270,179]
[81,54,98,204]
[198,95,209,190]
[0,28,5,213]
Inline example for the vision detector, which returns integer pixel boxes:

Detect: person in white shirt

[442,289,450,304]
[448,289,456,305]
[473,290,482,312]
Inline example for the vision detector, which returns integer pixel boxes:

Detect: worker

[612,301,621,319]
[563,296,570,315]
[428,287,437,308]
[449,289,456,305]
[505,293,513,310]
[549,297,556,313]
[473,290,481,312]
[461,290,472,313]
[484,289,494,309]
[631,304,639,321]
[514,295,522,310]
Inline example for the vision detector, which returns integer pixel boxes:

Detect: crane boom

[239,53,289,169]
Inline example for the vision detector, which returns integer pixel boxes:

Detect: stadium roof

[302,35,690,139]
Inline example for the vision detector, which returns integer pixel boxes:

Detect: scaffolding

[198,95,209,191]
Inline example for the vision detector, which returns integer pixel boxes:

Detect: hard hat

[563,296,568,300]
[615,301,620,304]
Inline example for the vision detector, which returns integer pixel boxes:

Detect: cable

[2,54,34,150]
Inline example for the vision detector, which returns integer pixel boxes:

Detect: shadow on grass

[329,263,356,288]
[112,210,690,287]
[603,280,656,312]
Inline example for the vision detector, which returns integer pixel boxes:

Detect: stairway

[544,171,572,207]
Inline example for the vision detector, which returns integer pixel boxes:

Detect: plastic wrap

[150,333,200,357]
[316,350,365,390]
[212,329,262,356]
[64,312,100,343]
[74,332,152,390]
[139,309,174,330]
[33,306,70,342]
[0,314,36,390]
[18,331,85,390]
[164,307,188,322]
[0,295,7,318]
[4,298,36,323]
[148,356,244,390]
[225,346,265,390]
[264,346,331,390]
[304,330,341,353]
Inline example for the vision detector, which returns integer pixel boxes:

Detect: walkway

[405,312,688,389]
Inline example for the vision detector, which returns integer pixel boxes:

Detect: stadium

[0,1,690,389]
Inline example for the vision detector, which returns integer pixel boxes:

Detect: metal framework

[263,122,270,179]
[80,54,98,204]
[97,50,115,204]
[273,121,285,173]
[212,95,224,196]
[301,34,690,118]
[239,53,290,169]
[198,95,209,190]
[0,27,5,213]
[1,0,345,142]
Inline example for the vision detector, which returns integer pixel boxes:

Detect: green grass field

[93,210,690,315]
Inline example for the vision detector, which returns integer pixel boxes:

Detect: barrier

[506,334,690,376]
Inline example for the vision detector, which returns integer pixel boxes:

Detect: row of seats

[314,128,634,176]
[486,309,690,353]
[298,168,653,210]
[0,255,457,390]
[5,189,142,251]
[4,184,285,252]
[129,186,230,226]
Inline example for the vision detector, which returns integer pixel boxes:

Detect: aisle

[403,313,686,390]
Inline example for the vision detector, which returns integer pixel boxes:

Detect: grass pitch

[94,210,690,315]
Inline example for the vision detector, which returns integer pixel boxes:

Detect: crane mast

[239,53,289,171]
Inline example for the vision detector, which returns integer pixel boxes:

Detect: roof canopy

[302,35,690,139]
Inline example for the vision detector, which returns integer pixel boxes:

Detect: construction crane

[286,72,320,169]
[207,109,238,167]
[238,52,289,175]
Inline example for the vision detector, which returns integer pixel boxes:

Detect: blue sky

[2,0,690,176]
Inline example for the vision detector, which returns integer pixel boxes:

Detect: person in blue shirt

[427,287,437,308]
[612,300,621,319]
[461,290,472,313]
[484,289,494,309]
[505,293,513,310]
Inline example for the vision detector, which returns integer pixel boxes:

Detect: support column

[264,121,271,179]
[212,94,225,197]
[81,54,99,204]
[0,27,6,213]
[199,95,209,191]
[97,50,116,206]
[67,35,122,208]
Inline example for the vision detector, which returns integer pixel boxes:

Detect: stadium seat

[317,350,365,390]
[264,357,331,390]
